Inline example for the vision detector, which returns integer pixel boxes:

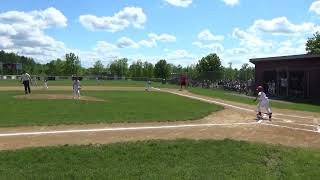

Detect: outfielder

[254,86,272,121]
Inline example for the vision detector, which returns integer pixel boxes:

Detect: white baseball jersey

[21,73,31,81]
[73,80,80,90]
[258,92,268,102]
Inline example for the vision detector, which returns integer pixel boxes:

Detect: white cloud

[94,41,118,53]
[148,33,176,42]
[164,0,192,7]
[310,1,320,15]
[114,33,176,48]
[32,7,68,28]
[276,39,306,55]
[198,29,224,41]
[193,41,224,52]
[221,0,239,6]
[0,7,67,29]
[0,7,68,62]
[225,48,248,55]
[0,36,13,48]
[232,28,272,48]
[117,37,140,48]
[249,17,319,35]
[79,7,146,32]
[166,49,198,66]
[138,39,157,48]
[0,24,17,36]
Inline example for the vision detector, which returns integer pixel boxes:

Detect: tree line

[0,50,254,82]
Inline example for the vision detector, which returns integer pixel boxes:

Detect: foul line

[0,122,258,137]
[272,117,317,127]
[262,123,319,133]
[273,113,314,120]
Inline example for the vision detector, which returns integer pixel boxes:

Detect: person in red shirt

[180,73,187,91]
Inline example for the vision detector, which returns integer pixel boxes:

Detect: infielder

[145,79,152,91]
[43,79,48,90]
[72,76,81,99]
[254,86,272,121]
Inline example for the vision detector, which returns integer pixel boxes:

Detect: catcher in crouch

[254,86,272,121]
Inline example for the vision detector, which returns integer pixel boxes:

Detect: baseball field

[0,80,320,179]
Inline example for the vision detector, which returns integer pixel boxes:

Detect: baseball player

[254,86,272,121]
[145,79,152,91]
[179,73,187,91]
[43,79,48,90]
[20,72,31,94]
[72,76,81,99]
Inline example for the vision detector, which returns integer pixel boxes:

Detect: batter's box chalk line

[0,122,259,137]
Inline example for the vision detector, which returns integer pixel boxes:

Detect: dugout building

[250,54,320,100]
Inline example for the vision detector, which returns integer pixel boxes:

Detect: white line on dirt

[152,87,161,91]
[262,123,319,133]
[273,113,314,120]
[0,122,258,137]
[272,117,317,127]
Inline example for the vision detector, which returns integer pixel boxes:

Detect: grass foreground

[0,139,319,179]
[0,91,222,127]
[189,87,320,112]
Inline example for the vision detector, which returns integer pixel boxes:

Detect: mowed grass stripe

[0,139,320,179]
[0,91,222,127]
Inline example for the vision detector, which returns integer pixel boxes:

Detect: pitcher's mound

[15,94,106,102]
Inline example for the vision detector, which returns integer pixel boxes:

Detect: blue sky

[0,0,320,68]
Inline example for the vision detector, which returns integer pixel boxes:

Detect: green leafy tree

[196,53,223,82]
[154,59,170,79]
[142,61,154,78]
[109,58,129,77]
[0,50,40,75]
[45,59,66,75]
[238,63,255,82]
[306,31,320,54]
[129,60,143,77]
[92,60,104,75]
[64,53,81,75]
[171,64,183,74]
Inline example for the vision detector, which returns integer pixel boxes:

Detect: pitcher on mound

[254,86,272,121]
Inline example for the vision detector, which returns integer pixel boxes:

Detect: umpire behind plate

[20,71,31,94]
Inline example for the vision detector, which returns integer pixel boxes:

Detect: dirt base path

[0,86,319,150]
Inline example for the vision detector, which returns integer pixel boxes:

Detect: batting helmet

[256,86,263,91]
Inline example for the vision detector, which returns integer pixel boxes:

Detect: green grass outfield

[0,91,221,127]
[189,88,320,112]
[0,139,319,179]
